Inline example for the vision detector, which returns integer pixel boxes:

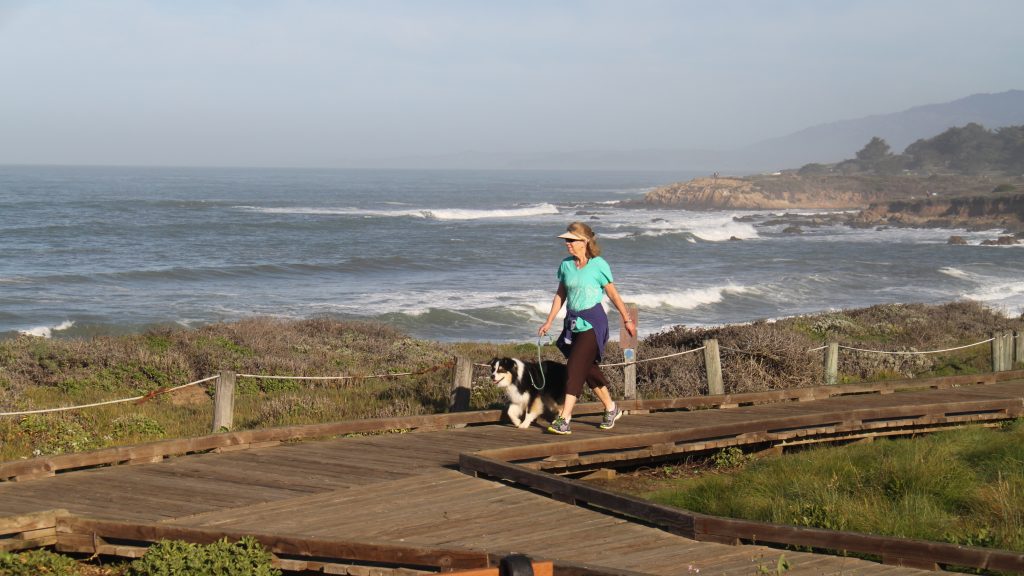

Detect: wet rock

[782,226,803,234]
[980,236,1018,246]
[947,235,968,245]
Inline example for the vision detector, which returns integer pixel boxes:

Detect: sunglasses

[563,238,583,243]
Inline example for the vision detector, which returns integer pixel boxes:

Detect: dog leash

[527,334,551,390]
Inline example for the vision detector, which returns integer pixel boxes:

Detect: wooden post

[212,371,235,433]
[824,342,839,385]
[619,303,639,400]
[992,332,1001,372]
[992,331,1015,372]
[704,339,723,396]
[1016,331,1023,368]
[1002,330,1016,371]
[450,356,473,412]
[992,331,1014,372]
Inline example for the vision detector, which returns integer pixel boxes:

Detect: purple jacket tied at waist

[556,303,609,361]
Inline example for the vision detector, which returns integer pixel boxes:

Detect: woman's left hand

[623,319,636,337]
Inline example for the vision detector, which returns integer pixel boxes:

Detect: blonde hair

[566,221,601,258]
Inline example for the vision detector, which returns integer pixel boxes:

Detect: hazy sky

[2,0,1022,168]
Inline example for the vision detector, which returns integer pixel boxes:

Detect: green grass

[643,422,1024,552]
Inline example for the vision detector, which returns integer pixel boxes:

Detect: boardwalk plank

[4,378,1017,575]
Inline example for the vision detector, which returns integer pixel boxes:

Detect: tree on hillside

[798,162,830,175]
[821,124,1023,177]
[905,123,1006,175]
[853,137,906,175]
[856,137,892,164]
[996,125,1024,174]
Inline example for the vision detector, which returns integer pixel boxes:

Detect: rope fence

[599,346,705,368]
[2,331,1020,422]
[0,375,220,417]
[236,361,454,382]
[834,338,995,355]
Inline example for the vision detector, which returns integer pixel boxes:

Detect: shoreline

[6,296,1023,345]
[629,173,1024,236]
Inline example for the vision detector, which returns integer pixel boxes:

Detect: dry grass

[636,301,1023,396]
[0,302,1021,461]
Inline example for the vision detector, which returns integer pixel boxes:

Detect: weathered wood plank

[3,374,1023,576]
[58,516,492,571]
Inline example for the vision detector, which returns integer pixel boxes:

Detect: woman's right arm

[538,283,567,336]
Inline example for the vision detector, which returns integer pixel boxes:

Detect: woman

[538,221,636,435]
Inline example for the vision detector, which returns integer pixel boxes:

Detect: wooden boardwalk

[2,374,1024,575]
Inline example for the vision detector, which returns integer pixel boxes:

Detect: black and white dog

[488,357,568,429]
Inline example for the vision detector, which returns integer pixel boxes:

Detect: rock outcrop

[635,176,887,209]
[632,173,1015,210]
[853,194,1024,233]
[628,173,1024,233]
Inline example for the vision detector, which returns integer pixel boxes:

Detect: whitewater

[1,165,1021,342]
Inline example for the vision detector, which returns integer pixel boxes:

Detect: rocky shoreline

[626,173,1024,237]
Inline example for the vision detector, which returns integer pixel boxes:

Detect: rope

[236,361,453,381]
[599,346,706,368]
[0,375,219,417]
[473,340,706,370]
[836,338,995,356]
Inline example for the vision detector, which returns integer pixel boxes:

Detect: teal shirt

[557,256,613,332]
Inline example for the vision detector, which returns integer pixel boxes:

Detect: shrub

[111,415,166,440]
[0,548,81,575]
[711,447,751,469]
[18,415,102,456]
[126,537,281,576]
[640,321,819,395]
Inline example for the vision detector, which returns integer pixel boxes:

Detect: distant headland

[624,123,1024,236]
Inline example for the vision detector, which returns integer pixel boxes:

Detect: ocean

[1,165,1022,343]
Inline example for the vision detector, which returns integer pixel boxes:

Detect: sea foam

[627,211,760,242]
[237,203,560,220]
[18,320,75,338]
[629,285,749,310]
[939,267,971,279]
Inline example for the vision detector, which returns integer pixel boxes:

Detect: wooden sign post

[619,303,639,399]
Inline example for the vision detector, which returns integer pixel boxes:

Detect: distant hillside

[495,90,1024,172]
[358,90,1024,172]
[738,90,1024,171]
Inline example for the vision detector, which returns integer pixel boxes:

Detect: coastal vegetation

[805,123,1024,177]
[0,535,279,575]
[0,301,1020,462]
[593,421,1024,557]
